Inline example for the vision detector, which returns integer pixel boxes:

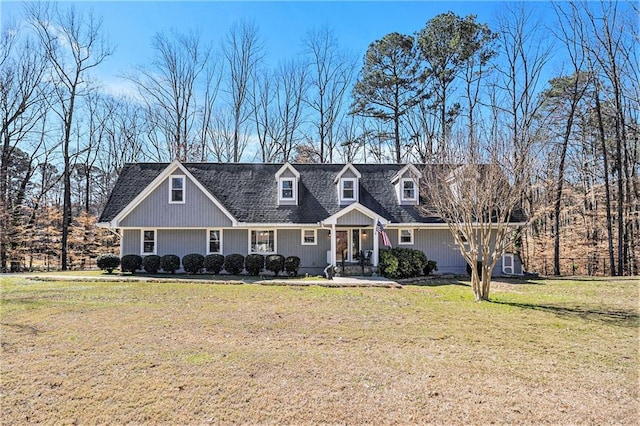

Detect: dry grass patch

[1,276,638,424]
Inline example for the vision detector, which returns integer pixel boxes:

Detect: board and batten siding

[119,173,233,228]
[336,210,374,226]
[223,229,248,255]
[121,229,140,256]
[277,229,330,274]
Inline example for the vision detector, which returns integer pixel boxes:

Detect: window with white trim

[301,229,317,245]
[250,229,276,253]
[142,229,157,254]
[279,178,295,202]
[208,229,222,254]
[340,178,357,203]
[169,176,185,203]
[399,228,414,245]
[401,178,417,201]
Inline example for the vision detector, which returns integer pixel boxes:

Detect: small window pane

[171,177,184,202]
[400,229,413,244]
[281,180,294,199]
[403,180,415,199]
[342,180,354,199]
[143,230,155,253]
[303,230,315,244]
[209,230,221,253]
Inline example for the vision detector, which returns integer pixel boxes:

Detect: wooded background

[1,1,637,275]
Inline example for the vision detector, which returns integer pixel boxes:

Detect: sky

[1,1,545,97]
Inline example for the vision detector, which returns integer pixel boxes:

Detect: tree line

[1,1,638,276]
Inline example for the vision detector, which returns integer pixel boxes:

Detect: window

[279,178,295,201]
[250,230,276,253]
[301,229,317,245]
[340,178,357,202]
[399,228,414,245]
[401,179,417,201]
[208,229,222,254]
[142,229,156,254]
[170,176,185,203]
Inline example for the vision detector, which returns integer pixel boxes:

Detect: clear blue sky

[2,1,542,95]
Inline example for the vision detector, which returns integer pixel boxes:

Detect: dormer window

[341,178,357,202]
[280,178,295,201]
[170,176,185,203]
[275,163,300,206]
[401,179,417,201]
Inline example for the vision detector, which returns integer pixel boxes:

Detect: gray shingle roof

[99,163,525,225]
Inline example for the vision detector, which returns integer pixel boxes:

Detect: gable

[119,172,233,228]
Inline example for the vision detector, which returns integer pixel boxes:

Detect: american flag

[377,220,391,247]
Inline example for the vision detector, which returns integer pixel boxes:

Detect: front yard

[1,275,638,424]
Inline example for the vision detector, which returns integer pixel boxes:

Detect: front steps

[334,264,375,277]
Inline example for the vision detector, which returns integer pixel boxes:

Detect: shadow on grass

[493,300,639,327]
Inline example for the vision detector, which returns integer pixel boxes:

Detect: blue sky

[2,1,535,94]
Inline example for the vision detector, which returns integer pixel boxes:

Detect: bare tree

[126,30,212,162]
[273,59,309,162]
[303,25,356,163]
[222,19,265,162]
[27,2,112,270]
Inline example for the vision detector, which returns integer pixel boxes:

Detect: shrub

[204,254,225,274]
[143,255,161,273]
[467,261,483,278]
[378,249,399,279]
[284,256,300,277]
[223,254,245,275]
[379,248,428,279]
[160,254,181,274]
[121,254,143,274]
[96,254,120,274]
[424,260,438,276]
[265,254,285,276]
[182,253,205,274]
[245,254,264,276]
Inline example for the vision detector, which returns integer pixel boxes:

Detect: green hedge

[182,253,205,274]
[245,254,265,276]
[223,254,245,275]
[160,254,181,274]
[266,254,285,276]
[204,254,225,274]
[378,248,430,279]
[121,254,143,274]
[96,254,120,274]
[143,255,161,273]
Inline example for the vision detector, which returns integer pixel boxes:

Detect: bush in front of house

[223,254,245,275]
[379,248,428,279]
[423,259,438,276]
[143,255,161,273]
[284,256,300,277]
[204,254,225,274]
[245,254,264,276]
[266,254,285,276]
[121,254,143,274]
[96,254,120,274]
[160,254,181,274]
[182,253,205,274]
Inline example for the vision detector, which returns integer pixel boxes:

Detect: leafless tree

[303,25,356,163]
[222,19,265,162]
[126,29,212,162]
[27,2,112,270]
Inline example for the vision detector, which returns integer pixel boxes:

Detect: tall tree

[417,12,495,154]
[303,26,356,163]
[126,30,212,161]
[351,32,427,163]
[27,2,112,270]
[222,19,264,162]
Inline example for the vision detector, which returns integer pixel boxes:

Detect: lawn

[1,275,638,424]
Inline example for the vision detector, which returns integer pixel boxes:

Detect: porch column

[372,219,379,267]
[330,224,337,266]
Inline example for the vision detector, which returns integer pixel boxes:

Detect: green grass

[1,276,638,424]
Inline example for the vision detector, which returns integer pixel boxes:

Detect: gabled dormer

[275,162,300,206]
[391,164,421,205]
[334,163,361,205]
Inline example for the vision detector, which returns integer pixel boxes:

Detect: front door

[335,229,361,262]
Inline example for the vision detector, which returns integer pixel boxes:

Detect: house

[98,161,525,276]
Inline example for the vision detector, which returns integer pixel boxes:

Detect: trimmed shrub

[378,249,399,279]
[245,254,264,276]
[121,254,143,274]
[467,261,483,278]
[204,254,225,274]
[265,254,285,276]
[423,260,438,276]
[143,255,161,273]
[284,256,300,277]
[223,254,245,275]
[379,248,428,279]
[160,254,181,274]
[182,253,205,274]
[96,254,120,274]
